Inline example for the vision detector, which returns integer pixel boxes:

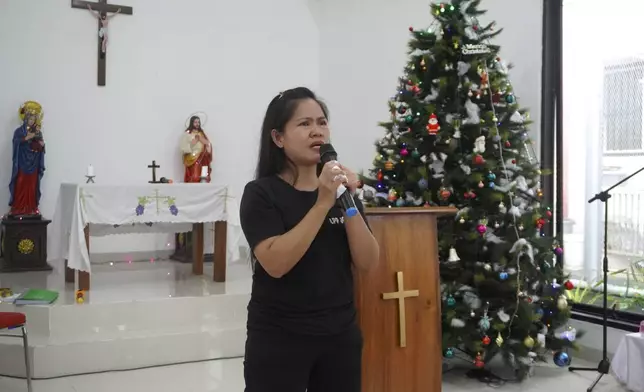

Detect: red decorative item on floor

[0,312,32,392]
[564,281,574,290]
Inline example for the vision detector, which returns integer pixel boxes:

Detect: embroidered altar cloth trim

[49,183,240,273]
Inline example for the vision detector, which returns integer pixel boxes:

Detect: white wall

[316,0,543,173]
[0,0,543,259]
[0,0,320,256]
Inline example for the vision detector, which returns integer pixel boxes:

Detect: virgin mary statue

[8,102,45,218]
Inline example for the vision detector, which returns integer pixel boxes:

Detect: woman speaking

[240,87,379,392]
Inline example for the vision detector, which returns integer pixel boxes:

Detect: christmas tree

[360,0,580,379]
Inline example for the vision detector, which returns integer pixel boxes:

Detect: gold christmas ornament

[524,336,535,349]
[496,333,504,346]
[557,296,568,310]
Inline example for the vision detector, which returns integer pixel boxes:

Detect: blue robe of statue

[8,118,45,215]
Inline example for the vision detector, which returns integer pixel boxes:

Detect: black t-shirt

[240,175,367,336]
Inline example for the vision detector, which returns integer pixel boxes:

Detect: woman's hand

[316,160,347,210]
[340,164,359,195]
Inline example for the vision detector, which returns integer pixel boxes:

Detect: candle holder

[85,175,95,184]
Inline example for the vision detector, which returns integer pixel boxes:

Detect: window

[563,0,644,316]
[602,59,644,153]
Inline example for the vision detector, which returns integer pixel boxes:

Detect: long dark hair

[186,115,202,132]
[255,87,329,180]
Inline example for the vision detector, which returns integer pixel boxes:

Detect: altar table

[49,183,240,290]
[612,332,644,392]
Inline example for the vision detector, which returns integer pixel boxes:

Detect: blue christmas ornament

[446,295,456,307]
[492,135,501,142]
[487,173,496,181]
[396,198,405,207]
[444,348,455,358]
[499,272,509,280]
[534,308,544,320]
[506,93,516,104]
[488,182,495,188]
[553,351,571,367]
[418,178,429,190]
[376,182,386,191]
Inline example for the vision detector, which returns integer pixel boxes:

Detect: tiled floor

[0,357,626,392]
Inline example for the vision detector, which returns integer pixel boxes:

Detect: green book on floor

[15,289,59,305]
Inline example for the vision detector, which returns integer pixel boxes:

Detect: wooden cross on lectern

[382,271,420,348]
[71,0,133,86]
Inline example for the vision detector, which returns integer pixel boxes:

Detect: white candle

[201,166,208,178]
[87,165,95,177]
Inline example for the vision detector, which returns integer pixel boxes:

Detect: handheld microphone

[319,143,359,218]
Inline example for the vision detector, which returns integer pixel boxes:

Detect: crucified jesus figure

[87,5,121,54]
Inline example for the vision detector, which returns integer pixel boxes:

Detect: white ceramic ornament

[448,247,460,262]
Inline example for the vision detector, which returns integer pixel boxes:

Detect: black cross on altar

[71,0,134,86]
[148,160,160,184]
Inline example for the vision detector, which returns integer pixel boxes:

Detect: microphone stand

[569,165,644,392]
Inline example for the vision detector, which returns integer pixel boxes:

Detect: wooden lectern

[356,207,456,392]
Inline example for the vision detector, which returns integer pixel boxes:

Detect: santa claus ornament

[427,113,440,135]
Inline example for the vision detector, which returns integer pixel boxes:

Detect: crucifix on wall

[71,0,133,86]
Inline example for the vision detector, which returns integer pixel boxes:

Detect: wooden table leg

[78,225,91,291]
[65,260,75,283]
[213,221,227,282]
[192,223,204,275]
[64,226,91,289]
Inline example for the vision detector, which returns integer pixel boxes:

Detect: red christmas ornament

[505,141,511,147]
[546,210,553,218]
[427,113,440,135]
[512,159,517,164]
[377,170,384,181]
[473,154,485,165]
[474,353,485,368]
[564,281,574,290]
[482,336,491,346]
[536,218,546,228]
[440,189,451,200]
[473,25,479,31]
[409,26,414,32]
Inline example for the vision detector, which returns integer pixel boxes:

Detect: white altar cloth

[49,183,240,273]
[612,332,644,392]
